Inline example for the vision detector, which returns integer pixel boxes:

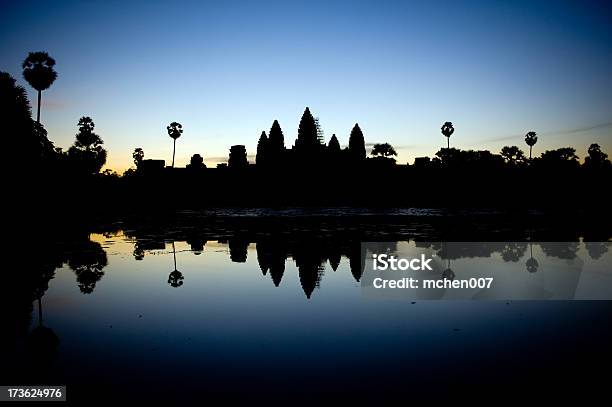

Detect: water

[7,220,612,401]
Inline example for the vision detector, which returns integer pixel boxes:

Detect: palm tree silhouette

[28,295,59,366]
[167,122,183,168]
[525,131,537,160]
[441,122,454,149]
[22,51,58,124]
[168,241,184,287]
[442,258,455,280]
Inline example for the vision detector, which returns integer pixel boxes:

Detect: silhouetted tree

[22,51,57,124]
[228,145,248,169]
[348,123,366,161]
[1,71,32,133]
[500,146,526,166]
[501,243,527,262]
[371,143,397,158]
[2,71,57,168]
[538,147,579,170]
[525,131,537,160]
[167,122,183,168]
[435,147,461,167]
[441,121,454,149]
[32,122,56,161]
[435,148,504,169]
[256,131,268,166]
[67,116,107,175]
[133,148,144,169]
[584,143,611,169]
[187,153,206,170]
[133,242,145,260]
[67,240,108,294]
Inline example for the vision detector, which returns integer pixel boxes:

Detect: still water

[10,228,612,401]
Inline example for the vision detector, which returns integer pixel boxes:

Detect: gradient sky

[1,0,611,171]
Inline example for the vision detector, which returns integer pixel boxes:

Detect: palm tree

[168,241,184,287]
[22,52,58,124]
[525,131,537,159]
[166,122,183,168]
[441,122,454,149]
[133,148,144,168]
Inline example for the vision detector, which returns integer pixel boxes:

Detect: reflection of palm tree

[441,122,454,149]
[168,242,184,287]
[442,258,455,280]
[28,296,59,366]
[168,270,184,287]
[526,242,539,273]
[524,131,537,160]
[167,122,183,168]
[22,51,57,124]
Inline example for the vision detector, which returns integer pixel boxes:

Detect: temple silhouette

[3,57,611,212]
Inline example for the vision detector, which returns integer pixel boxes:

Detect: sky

[1,0,611,171]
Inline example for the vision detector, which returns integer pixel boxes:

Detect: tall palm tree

[22,51,58,124]
[166,122,183,168]
[525,131,537,159]
[441,122,454,149]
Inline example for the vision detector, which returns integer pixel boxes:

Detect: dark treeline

[4,51,612,213]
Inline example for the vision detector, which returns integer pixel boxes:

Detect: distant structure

[141,159,165,173]
[413,157,431,168]
[228,145,248,169]
[186,153,206,170]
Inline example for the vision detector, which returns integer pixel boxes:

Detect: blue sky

[1,0,611,170]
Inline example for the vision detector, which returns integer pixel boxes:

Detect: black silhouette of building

[228,145,248,169]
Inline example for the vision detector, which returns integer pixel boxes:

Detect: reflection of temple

[256,240,288,287]
[293,245,326,299]
[229,239,249,263]
[186,236,207,255]
[255,238,365,297]
[124,226,592,299]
